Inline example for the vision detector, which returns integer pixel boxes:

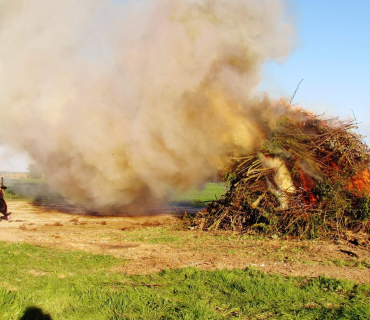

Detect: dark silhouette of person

[0,177,10,221]
[19,306,52,320]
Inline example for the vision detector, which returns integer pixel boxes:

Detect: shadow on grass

[20,306,52,320]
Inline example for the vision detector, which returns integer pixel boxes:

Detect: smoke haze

[0,0,294,209]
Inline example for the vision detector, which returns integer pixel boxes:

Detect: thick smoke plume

[0,0,294,209]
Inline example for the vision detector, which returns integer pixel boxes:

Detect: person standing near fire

[0,177,10,221]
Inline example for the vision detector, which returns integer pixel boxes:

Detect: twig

[351,109,362,137]
[289,79,304,106]
[340,249,359,259]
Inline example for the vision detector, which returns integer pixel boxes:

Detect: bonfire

[195,110,370,239]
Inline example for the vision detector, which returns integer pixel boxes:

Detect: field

[1,181,370,319]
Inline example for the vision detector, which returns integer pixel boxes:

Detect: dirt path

[1,200,370,283]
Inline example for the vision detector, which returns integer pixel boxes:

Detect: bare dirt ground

[1,200,370,283]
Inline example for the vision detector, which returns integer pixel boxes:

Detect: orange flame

[297,167,317,206]
[347,169,370,196]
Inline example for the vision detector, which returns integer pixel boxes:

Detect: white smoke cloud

[0,0,294,209]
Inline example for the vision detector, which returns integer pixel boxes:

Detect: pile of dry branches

[195,112,370,238]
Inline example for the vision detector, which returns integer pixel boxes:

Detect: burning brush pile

[195,111,370,238]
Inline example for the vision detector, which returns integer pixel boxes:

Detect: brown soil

[1,200,370,283]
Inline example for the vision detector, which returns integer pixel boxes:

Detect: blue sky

[261,0,370,140]
[1,0,369,172]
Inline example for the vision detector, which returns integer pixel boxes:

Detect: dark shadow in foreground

[19,306,52,320]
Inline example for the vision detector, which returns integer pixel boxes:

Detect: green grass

[102,226,267,247]
[1,242,370,319]
[102,226,186,245]
[331,259,370,269]
[171,182,227,206]
[3,179,49,201]
[120,227,184,244]
[3,190,30,201]
[3,180,227,207]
